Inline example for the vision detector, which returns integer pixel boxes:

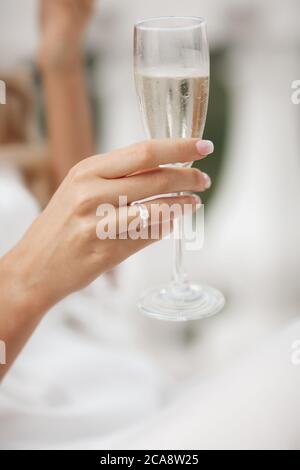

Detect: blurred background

[0,0,300,450]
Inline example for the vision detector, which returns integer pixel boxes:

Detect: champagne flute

[134,16,225,321]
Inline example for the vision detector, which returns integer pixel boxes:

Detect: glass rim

[134,16,206,31]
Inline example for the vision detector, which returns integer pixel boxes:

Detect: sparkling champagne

[135,68,209,145]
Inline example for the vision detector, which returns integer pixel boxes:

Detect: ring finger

[102,167,211,205]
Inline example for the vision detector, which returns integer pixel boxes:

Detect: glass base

[138,283,225,322]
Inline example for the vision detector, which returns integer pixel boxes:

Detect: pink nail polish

[203,173,212,189]
[196,140,214,155]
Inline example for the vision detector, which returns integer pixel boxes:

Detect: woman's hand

[39,0,94,69]
[3,139,213,316]
[0,138,213,378]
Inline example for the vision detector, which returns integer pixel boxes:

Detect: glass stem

[172,192,188,294]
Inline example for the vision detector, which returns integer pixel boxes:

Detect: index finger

[87,139,214,179]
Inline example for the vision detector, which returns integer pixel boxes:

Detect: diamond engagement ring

[132,202,149,229]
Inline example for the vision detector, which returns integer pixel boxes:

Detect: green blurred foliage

[193,48,229,206]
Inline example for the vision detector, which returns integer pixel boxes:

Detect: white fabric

[70,318,300,450]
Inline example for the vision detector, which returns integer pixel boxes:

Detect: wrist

[0,247,49,322]
[39,38,82,73]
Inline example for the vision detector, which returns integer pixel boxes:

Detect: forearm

[0,247,47,380]
[40,51,94,185]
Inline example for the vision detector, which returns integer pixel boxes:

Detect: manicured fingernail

[196,140,214,155]
[203,172,212,189]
